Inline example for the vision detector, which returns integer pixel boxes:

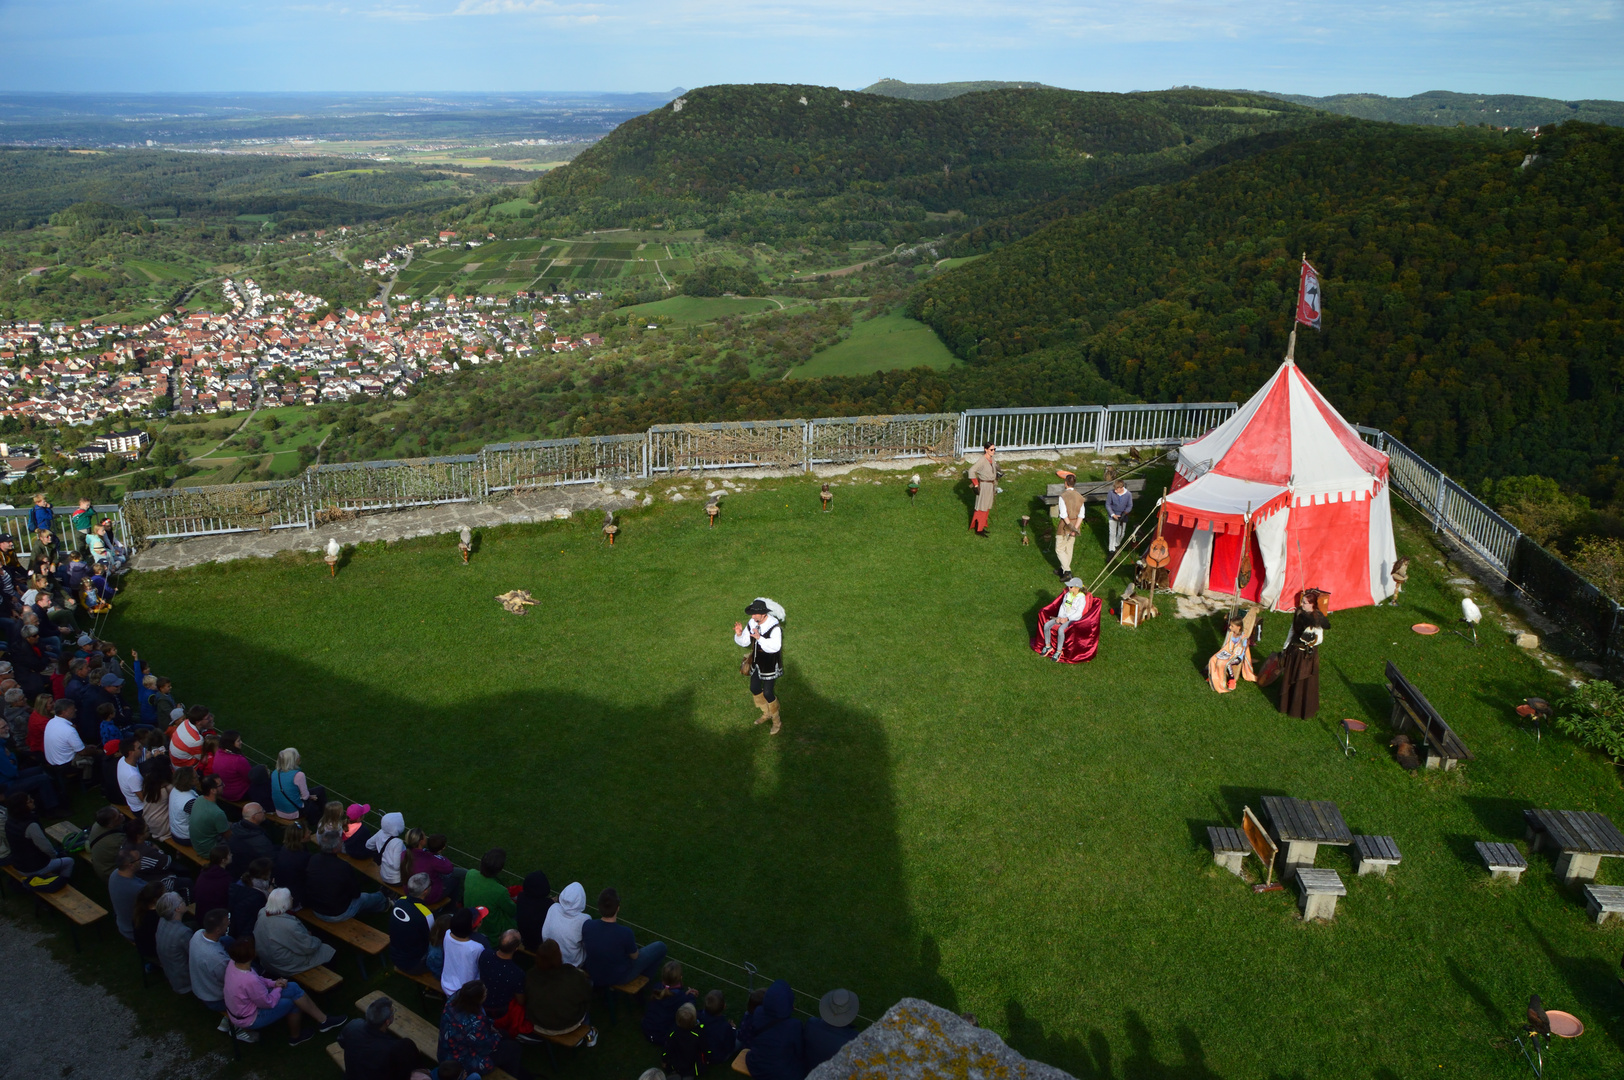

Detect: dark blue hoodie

[742,980,805,1080]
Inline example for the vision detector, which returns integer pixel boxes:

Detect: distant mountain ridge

[1246,88,1624,128]
[860,79,1060,100]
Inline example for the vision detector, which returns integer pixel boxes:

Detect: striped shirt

[169,719,204,764]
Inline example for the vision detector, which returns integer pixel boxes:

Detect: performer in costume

[1053,474,1085,577]
[734,598,784,734]
[1030,579,1102,663]
[967,443,999,536]
[1206,614,1256,692]
[1278,590,1329,718]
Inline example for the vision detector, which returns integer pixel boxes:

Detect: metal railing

[1366,431,1522,576]
[958,406,1105,455]
[648,420,807,473]
[807,414,958,465]
[0,503,132,557]
[306,455,483,517]
[1103,402,1237,449]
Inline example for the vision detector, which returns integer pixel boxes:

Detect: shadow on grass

[1522,915,1624,1054]
[1325,659,1390,729]
[1446,955,1509,1029]
[1463,796,1535,840]
[1003,1000,1225,1079]
[1182,611,1224,677]
[1217,785,1293,826]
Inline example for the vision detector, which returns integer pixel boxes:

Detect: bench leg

[1299,893,1338,922]
[1356,860,1390,878]
[1555,852,1602,885]
[355,953,370,982]
[1214,852,1244,877]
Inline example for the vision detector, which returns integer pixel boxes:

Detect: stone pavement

[131,484,645,571]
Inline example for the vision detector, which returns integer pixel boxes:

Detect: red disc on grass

[1342,719,1367,732]
[1412,623,1439,635]
[1545,1011,1584,1038]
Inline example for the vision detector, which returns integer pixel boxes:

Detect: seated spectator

[188,908,234,1016]
[541,881,588,967]
[134,879,166,967]
[367,811,409,887]
[3,687,31,741]
[188,775,232,858]
[270,747,322,826]
[96,671,132,729]
[318,799,375,858]
[804,989,861,1069]
[121,816,186,891]
[0,711,62,812]
[580,888,667,990]
[464,848,517,937]
[228,856,273,938]
[115,736,145,813]
[25,693,54,762]
[196,733,220,780]
[388,873,445,977]
[441,906,491,999]
[109,847,147,941]
[307,828,389,922]
[154,891,193,994]
[254,887,336,977]
[195,844,234,916]
[168,766,197,847]
[437,981,531,1080]
[212,731,253,802]
[4,791,74,889]
[524,939,595,1042]
[42,698,86,782]
[514,870,553,953]
[168,705,213,768]
[741,980,807,1080]
[139,727,171,786]
[223,935,347,1045]
[663,1003,704,1080]
[643,960,699,1047]
[479,929,535,1039]
[141,770,172,843]
[736,987,767,1047]
[338,996,420,1080]
[407,829,466,906]
[698,990,738,1069]
[87,804,127,880]
[227,802,276,866]
[273,822,311,908]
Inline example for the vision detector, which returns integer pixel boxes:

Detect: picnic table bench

[1351,835,1402,878]
[1041,478,1147,517]
[2,863,108,950]
[339,852,448,909]
[1524,809,1624,884]
[1207,826,1248,877]
[1583,885,1624,925]
[1386,661,1473,770]
[1476,841,1527,884]
[1262,796,1353,881]
[297,908,390,979]
[354,991,515,1080]
[1294,868,1346,922]
[288,964,343,994]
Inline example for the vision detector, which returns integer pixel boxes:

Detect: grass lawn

[34,466,1622,1079]
[787,309,961,379]
[615,295,780,324]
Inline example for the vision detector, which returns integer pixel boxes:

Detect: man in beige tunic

[1054,473,1085,576]
[968,442,998,536]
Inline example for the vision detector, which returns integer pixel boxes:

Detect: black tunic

[1279,610,1329,718]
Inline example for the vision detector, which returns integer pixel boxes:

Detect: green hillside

[1255,88,1624,129]
[860,78,1060,100]
[522,84,1315,244]
[910,119,1624,501]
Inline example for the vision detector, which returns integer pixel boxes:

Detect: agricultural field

[66,468,1624,1079]
[614,294,782,324]
[786,309,961,378]
[392,236,693,296]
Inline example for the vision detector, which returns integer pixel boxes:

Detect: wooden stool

[1295,868,1346,921]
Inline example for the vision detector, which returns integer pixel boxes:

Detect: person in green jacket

[463,848,518,939]
[190,775,232,857]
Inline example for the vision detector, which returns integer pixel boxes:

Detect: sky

[0,0,1620,99]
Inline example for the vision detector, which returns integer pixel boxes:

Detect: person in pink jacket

[222,936,347,1044]
[211,731,254,803]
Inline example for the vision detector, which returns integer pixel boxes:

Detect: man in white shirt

[734,598,784,734]
[117,739,146,813]
[1053,474,1086,577]
[43,711,86,768]
[1040,579,1091,661]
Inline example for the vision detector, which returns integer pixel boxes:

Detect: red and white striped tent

[1160,359,1398,612]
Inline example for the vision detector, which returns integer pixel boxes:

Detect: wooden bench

[289,964,343,994]
[1386,661,1474,770]
[1583,885,1624,925]
[1294,868,1346,922]
[297,908,390,980]
[1351,835,1402,878]
[1207,826,1248,877]
[1041,478,1147,516]
[1476,841,1527,884]
[600,974,648,1023]
[338,853,448,909]
[326,1042,346,1070]
[397,967,444,996]
[2,864,108,950]
[733,1048,752,1075]
[354,990,514,1080]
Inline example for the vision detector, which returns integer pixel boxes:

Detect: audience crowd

[0,533,865,1080]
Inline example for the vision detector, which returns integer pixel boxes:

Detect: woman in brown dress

[1279,589,1329,718]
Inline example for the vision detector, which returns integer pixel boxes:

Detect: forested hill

[911,120,1624,501]
[523,84,1314,242]
[1253,89,1624,130]
[861,79,1059,100]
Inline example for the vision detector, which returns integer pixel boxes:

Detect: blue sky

[1,0,1620,99]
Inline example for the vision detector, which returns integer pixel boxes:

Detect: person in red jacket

[212,730,253,802]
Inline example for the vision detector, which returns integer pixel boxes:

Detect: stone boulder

[807,998,1076,1080]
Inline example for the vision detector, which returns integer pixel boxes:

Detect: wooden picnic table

[1524,809,1624,885]
[1041,478,1146,515]
[1262,796,1353,881]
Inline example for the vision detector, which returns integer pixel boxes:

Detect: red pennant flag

[1296,258,1323,329]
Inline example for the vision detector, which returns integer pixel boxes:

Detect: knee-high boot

[767,699,781,735]
[752,692,770,724]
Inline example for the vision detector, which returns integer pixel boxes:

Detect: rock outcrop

[807,998,1076,1080]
